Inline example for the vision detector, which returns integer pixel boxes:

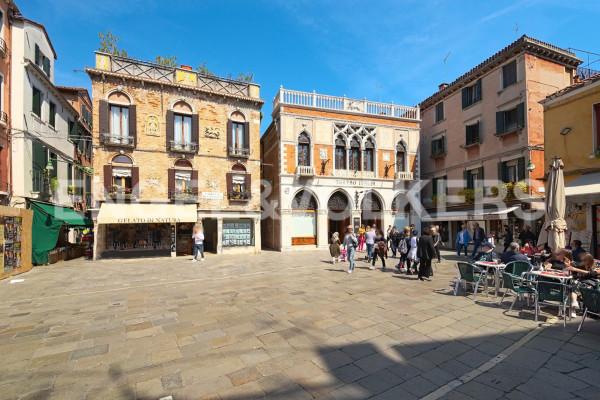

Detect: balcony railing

[0,38,6,58]
[169,191,197,202]
[395,171,414,181]
[169,141,198,154]
[295,165,315,176]
[577,66,600,80]
[101,134,135,147]
[93,52,258,99]
[228,147,250,158]
[228,191,251,201]
[108,187,136,200]
[273,88,420,121]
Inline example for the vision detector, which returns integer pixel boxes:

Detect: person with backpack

[343,225,359,274]
[390,227,401,258]
[396,227,410,272]
[370,229,388,271]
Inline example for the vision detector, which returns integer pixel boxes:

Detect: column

[317,209,328,249]
[217,217,223,254]
[254,217,261,253]
[280,210,293,251]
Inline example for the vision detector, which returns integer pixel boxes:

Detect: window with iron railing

[431,137,446,157]
[465,122,480,146]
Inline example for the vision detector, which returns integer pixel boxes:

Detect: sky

[19,0,600,131]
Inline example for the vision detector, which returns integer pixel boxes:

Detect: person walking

[329,232,341,264]
[417,226,436,280]
[390,227,401,258]
[456,224,471,257]
[192,224,205,262]
[343,225,358,274]
[431,226,442,263]
[471,223,486,260]
[502,225,513,253]
[365,226,376,262]
[397,228,410,272]
[407,229,419,275]
[371,229,387,271]
[358,225,366,252]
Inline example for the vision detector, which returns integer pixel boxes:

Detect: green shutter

[517,157,526,181]
[475,79,482,102]
[496,111,504,135]
[462,87,468,109]
[517,102,525,129]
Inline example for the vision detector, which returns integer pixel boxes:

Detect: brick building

[419,35,581,247]
[86,53,262,259]
[261,87,420,251]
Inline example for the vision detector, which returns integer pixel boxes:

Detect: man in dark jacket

[500,242,530,264]
[503,225,513,252]
[417,226,436,281]
[471,223,486,260]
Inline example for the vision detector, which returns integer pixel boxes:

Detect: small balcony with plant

[100,133,135,148]
[169,188,197,203]
[169,140,198,154]
[108,185,136,200]
[228,146,250,158]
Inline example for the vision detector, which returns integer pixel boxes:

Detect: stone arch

[327,190,352,238]
[361,190,384,230]
[106,89,132,105]
[172,100,193,114]
[110,153,133,165]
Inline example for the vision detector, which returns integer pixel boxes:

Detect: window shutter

[475,79,482,101]
[243,122,250,152]
[462,88,468,109]
[191,113,199,151]
[478,166,485,190]
[166,110,174,150]
[226,172,233,198]
[226,120,232,155]
[35,44,40,65]
[475,121,480,143]
[517,102,525,129]
[103,165,112,194]
[245,173,251,199]
[498,161,505,183]
[517,157,526,182]
[168,168,175,199]
[99,101,109,139]
[131,167,139,198]
[496,111,504,135]
[128,105,137,147]
[463,170,468,188]
[191,170,198,196]
[430,139,435,156]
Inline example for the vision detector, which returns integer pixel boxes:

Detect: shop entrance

[328,191,351,238]
[202,218,218,253]
[361,192,383,231]
[176,223,194,256]
[103,223,170,258]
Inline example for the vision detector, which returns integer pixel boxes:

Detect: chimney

[573,75,581,84]
[438,83,449,91]
[180,65,192,71]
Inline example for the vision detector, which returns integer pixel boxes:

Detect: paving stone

[70,344,109,360]
[399,375,438,397]
[456,380,504,400]
[356,368,402,395]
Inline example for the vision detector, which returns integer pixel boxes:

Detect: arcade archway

[291,190,318,246]
[361,191,383,230]
[328,191,351,238]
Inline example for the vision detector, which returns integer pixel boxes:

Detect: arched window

[169,158,196,200]
[349,136,361,171]
[227,163,250,201]
[111,154,133,164]
[396,141,406,172]
[297,132,311,167]
[107,154,135,196]
[107,91,133,145]
[228,111,249,157]
[334,135,346,170]
[363,137,375,172]
[172,101,193,150]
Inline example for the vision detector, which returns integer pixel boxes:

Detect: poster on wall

[567,203,591,251]
[222,220,253,247]
[3,216,23,272]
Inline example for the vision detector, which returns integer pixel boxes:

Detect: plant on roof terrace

[98,31,128,57]
[155,55,178,67]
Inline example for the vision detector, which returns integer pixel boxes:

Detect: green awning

[30,200,92,265]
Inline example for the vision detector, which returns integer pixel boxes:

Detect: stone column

[254,217,261,253]
[317,209,328,248]
[280,210,292,251]
[217,217,223,254]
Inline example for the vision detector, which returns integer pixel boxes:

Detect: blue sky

[20,0,600,130]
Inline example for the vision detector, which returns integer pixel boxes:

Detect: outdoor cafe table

[525,269,573,284]
[474,261,506,297]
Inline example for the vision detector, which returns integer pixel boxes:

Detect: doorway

[202,218,218,253]
[328,191,351,239]
[361,191,383,231]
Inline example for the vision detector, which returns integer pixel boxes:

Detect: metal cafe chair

[499,271,537,314]
[454,262,486,300]
[535,278,570,327]
[578,286,600,333]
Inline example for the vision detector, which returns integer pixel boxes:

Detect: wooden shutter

[226,120,233,155]
[517,157,526,182]
[131,167,139,198]
[191,170,198,196]
[475,79,482,102]
[496,111,504,135]
[478,167,484,191]
[103,165,112,194]
[168,168,175,199]
[191,113,199,151]
[35,44,40,65]
[461,87,468,109]
[463,170,468,188]
[243,122,250,153]
[128,105,137,147]
[99,101,109,140]
[498,161,505,183]
[245,173,251,199]
[166,110,174,150]
[517,102,525,129]
[226,172,233,199]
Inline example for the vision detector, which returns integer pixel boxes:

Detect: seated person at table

[500,242,530,264]
[473,242,497,262]
[521,242,535,257]
[545,249,572,270]
[567,253,599,281]
[571,240,586,264]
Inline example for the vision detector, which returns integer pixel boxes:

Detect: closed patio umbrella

[537,158,567,251]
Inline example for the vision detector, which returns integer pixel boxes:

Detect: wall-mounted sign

[145,115,160,136]
[222,219,253,247]
[201,192,223,200]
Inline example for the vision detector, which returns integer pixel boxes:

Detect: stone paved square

[1,250,600,400]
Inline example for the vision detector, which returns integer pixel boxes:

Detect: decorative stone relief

[205,127,220,139]
[145,115,160,136]
[145,177,161,187]
[206,179,218,190]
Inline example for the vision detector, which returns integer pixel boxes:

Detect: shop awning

[422,206,520,222]
[30,200,93,265]
[565,172,600,197]
[97,203,197,224]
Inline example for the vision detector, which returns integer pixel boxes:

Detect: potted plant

[49,177,59,193]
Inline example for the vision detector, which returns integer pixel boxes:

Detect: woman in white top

[408,230,419,273]
[192,224,205,262]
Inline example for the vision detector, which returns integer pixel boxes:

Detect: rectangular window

[335,147,346,170]
[175,170,192,193]
[42,57,51,77]
[431,137,445,157]
[435,102,444,123]
[109,105,129,139]
[502,60,517,88]
[462,79,482,108]
[349,147,361,171]
[32,141,47,192]
[32,87,42,117]
[465,122,480,145]
[35,44,41,66]
[297,143,310,167]
[112,167,132,193]
[231,122,246,149]
[496,103,525,135]
[49,101,56,128]
[173,114,192,144]
[432,175,447,203]
[466,168,483,190]
[499,158,525,183]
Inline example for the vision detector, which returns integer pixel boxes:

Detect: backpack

[399,238,408,254]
